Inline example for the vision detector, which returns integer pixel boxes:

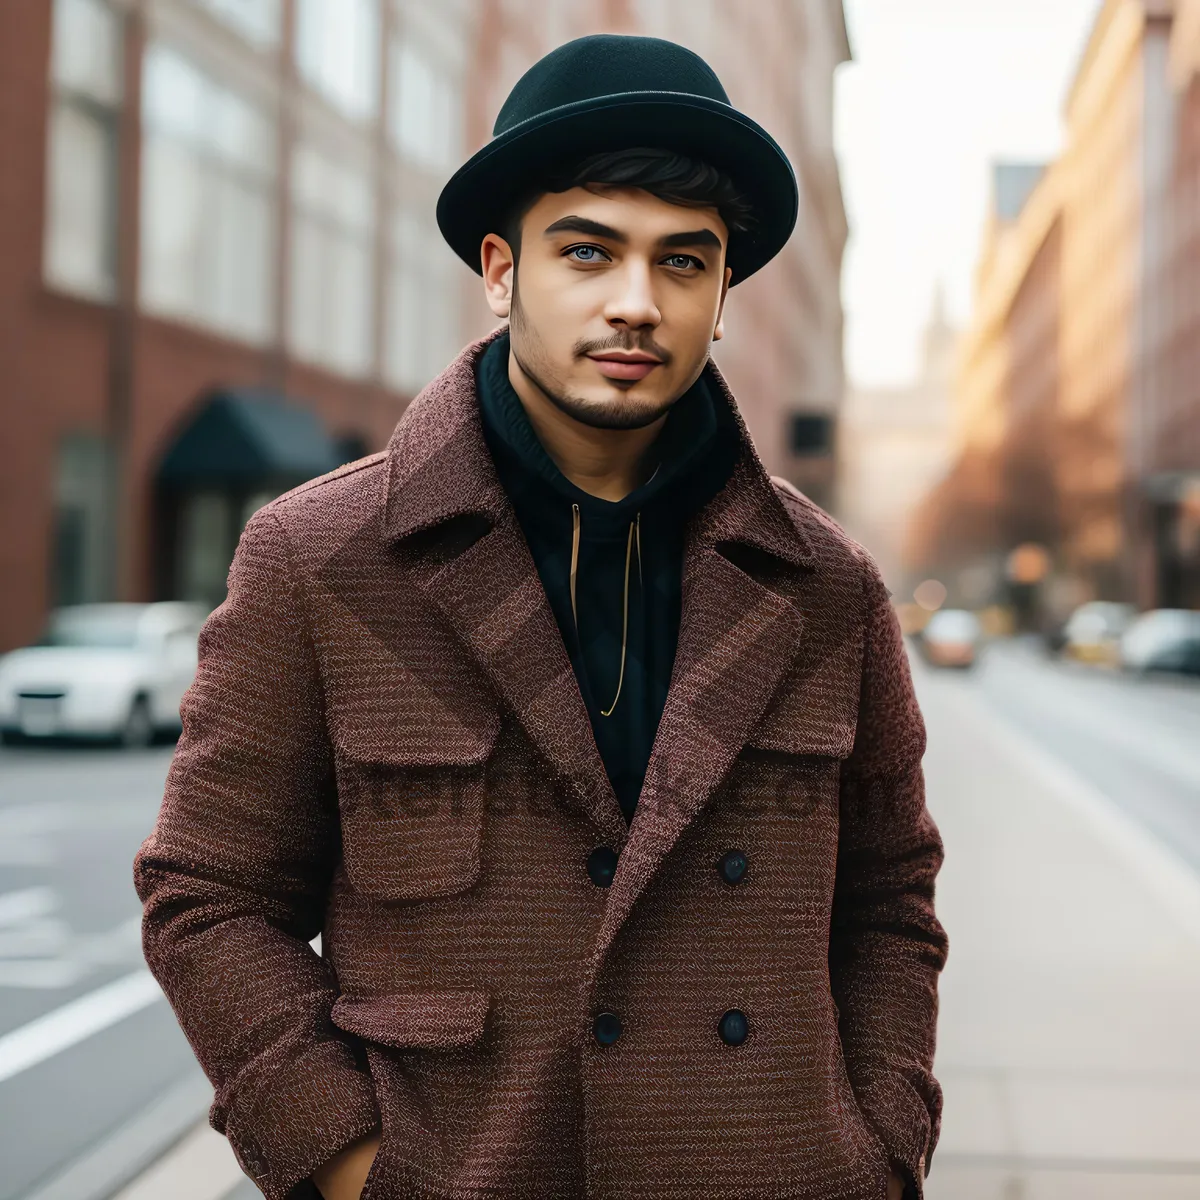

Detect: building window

[388,40,462,172]
[191,0,281,47]
[44,0,123,300]
[296,0,379,120]
[140,44,277,344]
[788,413,835,456]
[289,143,376,377]
[384,209,461,394]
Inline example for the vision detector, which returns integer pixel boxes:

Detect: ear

[712,265,733,342]
[481,234,515,319]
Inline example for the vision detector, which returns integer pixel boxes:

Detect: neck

[507,349,666,502]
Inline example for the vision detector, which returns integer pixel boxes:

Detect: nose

[603,259,661,332]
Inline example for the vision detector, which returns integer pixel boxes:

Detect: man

[135,34,946,1200]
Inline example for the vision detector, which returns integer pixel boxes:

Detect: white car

[919,608,983,669]
[0,602,209,747]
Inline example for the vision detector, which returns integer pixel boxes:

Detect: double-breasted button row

[592,1008,751,1046]
[587,846,618,887]
[717,848,748,885]
[717,1008,749,1045]
[593,1010,622,1044]
[590,846,747,888]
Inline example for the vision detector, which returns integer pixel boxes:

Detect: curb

[21,1071,211,1200]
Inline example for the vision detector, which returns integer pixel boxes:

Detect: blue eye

[665,254,701,270]
[567,245,607,262]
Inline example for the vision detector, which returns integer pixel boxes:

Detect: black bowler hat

[436,34,799,285]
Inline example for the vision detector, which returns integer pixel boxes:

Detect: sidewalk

[917,662,1200,1199]
[110,1122,250,1200]
[116,661,1200,1200]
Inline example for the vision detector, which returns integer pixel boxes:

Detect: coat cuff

[858,1073,933,1200]
[222,1038,381,1200]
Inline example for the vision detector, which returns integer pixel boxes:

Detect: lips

[588,354,663,382]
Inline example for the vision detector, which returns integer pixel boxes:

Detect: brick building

[0,0,850,652]
[905,163,1059,607]
[1153,0,1200,608]
[909,0,1200,616]
[1,0,475,650]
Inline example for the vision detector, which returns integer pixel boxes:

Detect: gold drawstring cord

[570,503,581,631]
[568,506,642,718]
[601,513,638,717]
[635,510,642,591]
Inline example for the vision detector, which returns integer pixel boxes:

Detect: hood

[475,329,739,540]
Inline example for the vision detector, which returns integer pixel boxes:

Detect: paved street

[3,641,1199,1199]
[974,640,1200,876]
[0,745,205,1200]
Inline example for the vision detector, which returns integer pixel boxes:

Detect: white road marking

[0,969,163,1083]
[0,881,143,991]
[0,917,71,957]
[0,886,58,926]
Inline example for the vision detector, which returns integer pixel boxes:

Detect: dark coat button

[718,1008,749,1046]
[717,848,748,885]
[593,1011,622,1045]
[587,846,619,887]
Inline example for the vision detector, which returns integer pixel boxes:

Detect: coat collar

[383,327,815,571]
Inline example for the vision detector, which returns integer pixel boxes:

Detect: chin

[569,387,671,431]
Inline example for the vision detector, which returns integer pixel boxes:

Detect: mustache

[574,335,672,365]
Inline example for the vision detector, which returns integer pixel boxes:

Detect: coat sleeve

[829,555,949,1199]
[133,507,380,1200]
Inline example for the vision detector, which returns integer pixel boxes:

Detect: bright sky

[836,0,1104,388]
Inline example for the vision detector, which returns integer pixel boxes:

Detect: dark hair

[498,146,756,263]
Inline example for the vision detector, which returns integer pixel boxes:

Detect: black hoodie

[476,331,739,825]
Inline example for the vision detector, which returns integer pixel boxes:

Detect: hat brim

[436,92,799,286]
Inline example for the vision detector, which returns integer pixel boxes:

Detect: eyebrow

[542,215,723,252]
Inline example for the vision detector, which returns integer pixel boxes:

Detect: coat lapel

[382,330,629,848]
[590,367,817,972]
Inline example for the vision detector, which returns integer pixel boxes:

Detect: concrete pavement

[918,657,1200,1198]
[105,649,1200,1199]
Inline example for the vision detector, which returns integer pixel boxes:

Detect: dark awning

[157,389,344,488]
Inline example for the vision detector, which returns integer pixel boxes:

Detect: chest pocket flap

[331,696,501,904]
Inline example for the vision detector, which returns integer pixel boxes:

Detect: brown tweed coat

[134,329,947,1200]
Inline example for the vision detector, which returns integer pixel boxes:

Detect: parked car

[919,608,983,669]
[1119,609,1200,677]
[0,602,208,747]
[1059,601,1136,665]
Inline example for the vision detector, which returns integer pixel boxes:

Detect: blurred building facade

[1159,0,1200,610]
[836,287,957,589]
[1,0,475,650]
[909,0,1200,618]
[0,0,850,652]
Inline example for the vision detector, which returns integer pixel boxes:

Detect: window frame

[43,0,124,301]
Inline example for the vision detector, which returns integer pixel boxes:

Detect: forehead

[525,185,727,243]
